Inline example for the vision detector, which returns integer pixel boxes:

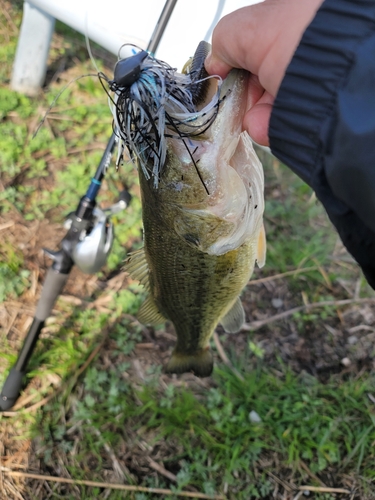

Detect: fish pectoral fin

[220,297,245,333]
[124,248,165,326]
[256,224,266,269]
[137,295,166,327]
[165,348,213,378]
[124,247,150,291]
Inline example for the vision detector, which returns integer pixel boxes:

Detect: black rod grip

[1,317,44,410]
[0,368,25,411]
[35,268,69,321]
[0,268,69,411]
[14,318,45,372]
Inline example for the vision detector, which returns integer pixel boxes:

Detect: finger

[243,92,274,147]
[204,52,232,80]
[244,104,272,147]
[205,4,277,78]
[246,74,267,109]
[205,0,324,95]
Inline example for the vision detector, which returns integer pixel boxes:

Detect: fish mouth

[110,41,223,186]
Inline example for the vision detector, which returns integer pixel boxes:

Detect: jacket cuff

[269,0,375,186]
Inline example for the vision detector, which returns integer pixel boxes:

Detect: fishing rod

[0,0,178,412]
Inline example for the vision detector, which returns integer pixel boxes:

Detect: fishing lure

[102,42,223,189]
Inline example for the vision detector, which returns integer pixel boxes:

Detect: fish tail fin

[165,348,213,378]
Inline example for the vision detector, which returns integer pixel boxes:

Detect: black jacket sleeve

[269,0,375,289]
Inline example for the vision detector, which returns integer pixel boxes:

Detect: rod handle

[36,268,69,321]
[0,368,24,411]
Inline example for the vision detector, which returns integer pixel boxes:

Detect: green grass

[1,4,375,500]
[12,350,375,499]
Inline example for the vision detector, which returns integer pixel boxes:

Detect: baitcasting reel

[64,192,130,274]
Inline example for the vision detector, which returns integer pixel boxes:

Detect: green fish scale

[140,171,254,355]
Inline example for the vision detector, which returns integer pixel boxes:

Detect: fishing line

[32,73,98,139]
[204,0,226,41]
[34,11,103,139]
[84,11,101,75]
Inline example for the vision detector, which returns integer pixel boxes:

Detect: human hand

[205,0,324,146]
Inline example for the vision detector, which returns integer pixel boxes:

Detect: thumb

[205,0,324,97]
[204,52,232,80]
[205,4,278,83]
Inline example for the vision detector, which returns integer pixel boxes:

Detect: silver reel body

[72,207,113,274]
[64,197,128,274]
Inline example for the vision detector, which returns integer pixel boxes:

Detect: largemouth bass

[118,43,266,377]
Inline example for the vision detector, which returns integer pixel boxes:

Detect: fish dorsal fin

[220,297,245,333]
[137,295,166,326]
[124,248,150,291]
[256,223,266,269]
